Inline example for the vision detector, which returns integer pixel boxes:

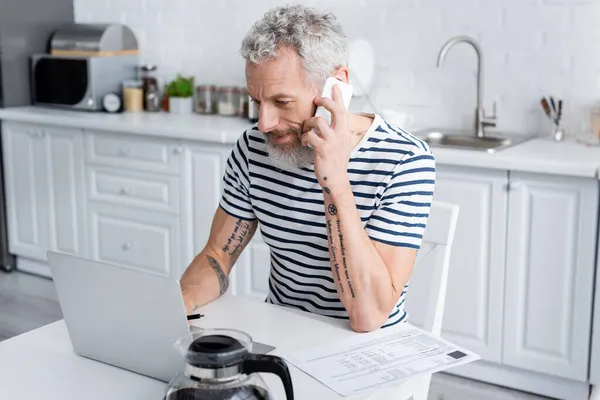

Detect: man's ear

[331,66,350,84]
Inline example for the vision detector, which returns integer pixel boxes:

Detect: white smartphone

[314,77,353,126]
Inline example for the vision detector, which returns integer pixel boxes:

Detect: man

[180,5,435,332]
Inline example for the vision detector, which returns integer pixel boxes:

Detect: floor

[0,271,554,400]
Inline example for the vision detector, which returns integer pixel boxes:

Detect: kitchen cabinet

[88,202,180,277]
[503,172,598,382]
[179,144,228,281]
[1,121,85,262]
[433,165,508,363]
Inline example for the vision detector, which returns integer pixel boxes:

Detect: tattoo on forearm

[327,220,343,293]
[207,255,229,295]
[222,219,251,258]
[323,186,331,194]
[328,204,337,215]
[336,219,356,298]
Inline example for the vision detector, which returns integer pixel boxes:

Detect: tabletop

[0,295,425,399]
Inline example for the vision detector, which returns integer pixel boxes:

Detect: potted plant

[166,74,195,114]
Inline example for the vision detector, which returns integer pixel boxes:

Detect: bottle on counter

[140,64,161,112]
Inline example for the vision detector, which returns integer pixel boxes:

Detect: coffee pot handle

[242,354,294,400]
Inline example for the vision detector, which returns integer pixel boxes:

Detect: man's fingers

[302,117,332,139]
[314,85,347,128]
[301,129,324,149]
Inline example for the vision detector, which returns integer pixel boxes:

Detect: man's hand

[301,84,353,190]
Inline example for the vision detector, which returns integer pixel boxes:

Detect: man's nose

[257,104,279,133]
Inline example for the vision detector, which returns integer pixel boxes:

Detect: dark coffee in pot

[165,385,270,400]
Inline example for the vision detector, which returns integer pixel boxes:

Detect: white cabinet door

[46,126,86,257]
[434,165,508,363]
[179,144,226,280]
[2,122,49,260]
[503,172,598,381]
[2,121,85,261]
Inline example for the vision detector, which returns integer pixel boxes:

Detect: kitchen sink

[414,129,535,153]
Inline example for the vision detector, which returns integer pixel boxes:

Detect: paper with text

[282,325,480,397]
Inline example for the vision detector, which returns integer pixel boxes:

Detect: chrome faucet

[436,35,497,138]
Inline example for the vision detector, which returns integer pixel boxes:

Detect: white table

[0,295,426,399]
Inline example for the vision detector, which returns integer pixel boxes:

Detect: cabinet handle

[122,242,133,251]
[172,147,182,155]
[119,148,130,156]
[119,187,131,195]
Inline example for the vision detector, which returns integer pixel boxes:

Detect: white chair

[406,200,460,400]
[366,200,460,400]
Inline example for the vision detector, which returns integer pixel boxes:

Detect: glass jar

[217,86,238,116]
[122,80,143,112]
[195,84,217,114]
[238,88,248,118]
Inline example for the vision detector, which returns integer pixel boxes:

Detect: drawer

[88,203,180,277]
[88,166,180,214]
[85,131,182,174]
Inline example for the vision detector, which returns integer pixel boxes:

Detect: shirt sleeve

[364,147,436,250]
[219,130,257,221]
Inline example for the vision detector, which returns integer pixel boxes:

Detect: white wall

[75,0,600,137]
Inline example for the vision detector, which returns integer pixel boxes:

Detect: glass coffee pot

[165,329,294,400]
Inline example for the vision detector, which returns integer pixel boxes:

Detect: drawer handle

[122,242,133,251]
[172,147,182,155]
[119,148,131,156]
[119,187,131,195]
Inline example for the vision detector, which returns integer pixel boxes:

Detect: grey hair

[240,5,347,87]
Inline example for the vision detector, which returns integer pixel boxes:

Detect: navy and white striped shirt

[219,114,436,328]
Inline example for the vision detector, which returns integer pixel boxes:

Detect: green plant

[166,74,195,98]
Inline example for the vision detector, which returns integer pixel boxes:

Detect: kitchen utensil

[164,329,294,400]
[550,96,557,116]
[557,100,563,124]
[141,64,161,112]
[541,98,553,120]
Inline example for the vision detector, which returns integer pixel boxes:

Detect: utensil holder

[552,121,565,141]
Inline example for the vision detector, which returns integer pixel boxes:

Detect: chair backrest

[404,201,459,336]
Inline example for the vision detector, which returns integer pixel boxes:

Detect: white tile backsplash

[74,0,600,137]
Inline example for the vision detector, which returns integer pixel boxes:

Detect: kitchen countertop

[0,106,599,179]
[0,105,253,144]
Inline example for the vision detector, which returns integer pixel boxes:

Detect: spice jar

[122,80,143,112]
[217,86,238,116]
[195,84,217,114]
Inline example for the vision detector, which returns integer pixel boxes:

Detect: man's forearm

[323,179,400,332]
[180,249,230,313]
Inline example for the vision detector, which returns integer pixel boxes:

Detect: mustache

[265,127,303,138]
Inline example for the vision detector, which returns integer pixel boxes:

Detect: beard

[265,128,315,169]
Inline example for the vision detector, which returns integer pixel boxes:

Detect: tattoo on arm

[328,204,337,215]
[207,255,229,295]
[222,219,252,258]
[323,187,331,194]
[336,219,356,298]
[327,220,344,294]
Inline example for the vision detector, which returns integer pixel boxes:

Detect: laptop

[46,251,191,383]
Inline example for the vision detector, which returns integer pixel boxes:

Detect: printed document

[282,324,480,397]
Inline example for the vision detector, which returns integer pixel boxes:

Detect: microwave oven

[30,54,138,111]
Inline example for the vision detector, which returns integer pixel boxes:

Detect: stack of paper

[282,324,480,397]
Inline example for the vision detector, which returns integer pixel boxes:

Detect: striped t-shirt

[219,113,436,328]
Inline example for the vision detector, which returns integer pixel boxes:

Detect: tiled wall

[75,0,600,137]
